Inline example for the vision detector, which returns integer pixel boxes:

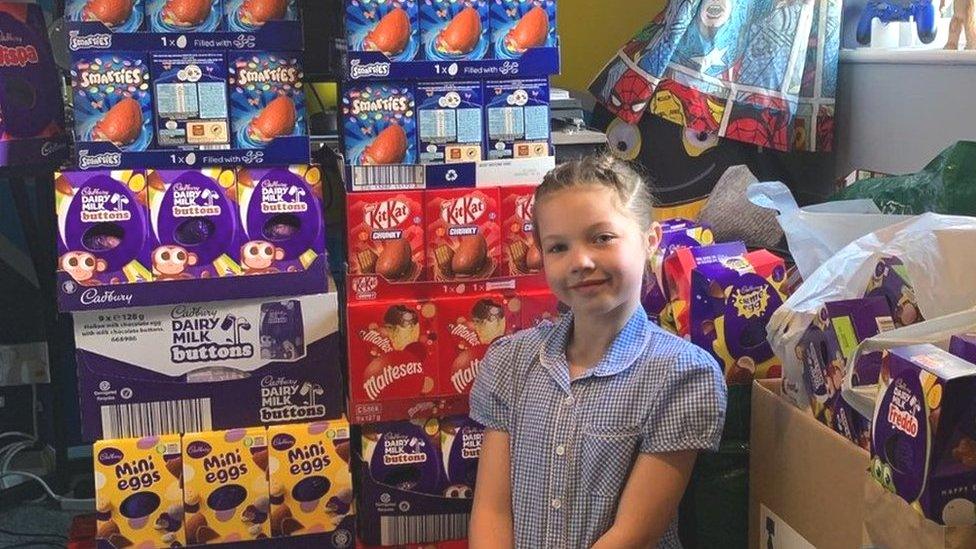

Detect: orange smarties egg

[249,96,297,141]
[92,97,142,146]
[437,6,481,54]
[362,124,408,165]
[163,0,212,26]
[364,7,411,56]
[84,0,134,27]
[505,5,548,52]
[240,0,288,24]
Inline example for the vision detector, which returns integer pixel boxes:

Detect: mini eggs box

[228,52,307,149]
[147,168,242,280]
[182,427,271,544]
[225,0,298,32]
[93,434,185,549]
[688,249,789,384]
[55,169,154,287]
[871,344,976,526]
[865,256,925,328]
[71,52,153,152]
[342,82,417,166]
[346,0,420,62]
[147,0,223,32]
[642,219,713,327]
[416,80,484,164]
[484,78,549,160]
[236,165,325,275]
[797,297,893,425]
[267,420,354,539]
[66,0,145,31]
[421,0,490,61]
[490,0,556,59]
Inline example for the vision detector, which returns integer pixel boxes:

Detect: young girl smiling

[469,155,728,548]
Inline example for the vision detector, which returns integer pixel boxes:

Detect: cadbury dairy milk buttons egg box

[236,165,324,275]
[182,427,271,544]
[490,0,556,59]
[259,299,305,360]
[871,344,976,526]
[362,418,443,495]
[483,78,549,160]
[228,52,307,149]
[147,168,243,280]
[55,170,154,286]
[266,420,354,538]
[71,52,154,152]
[66,0,146,31]
[147,0,223,32]
[688,249,789,383]
[864,256,925,329]
[346,0,419,62]
[439,415,483,499]
[425,186,500,282]
[342,82,417,166]
[94,434,185,548]
[346,189,426,282]
[416,80,485,164]
[224,0,297,31]
[421,0,490,61]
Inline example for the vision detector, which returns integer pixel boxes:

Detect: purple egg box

[236,166,325,275]
[439,415,483,499]
[55,169,154,288]
[147,168,243,280]
[864,256,925,328]
[641,219,713,326]
[259,299,305,360]
[831,395,871,451]
[950,333,976,364]
[871,344,976,525]
[74,292,344,442]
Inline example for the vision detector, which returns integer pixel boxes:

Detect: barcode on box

[380,513,469,546]
[876,316,896,333]
[351,165,425,191]
[100,398,212,439]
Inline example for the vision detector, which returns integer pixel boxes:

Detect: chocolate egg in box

[147,0,222,32]
[225,0,297,31]
[490,0,556,59]
[421,0,489,61]
[865,256,925,328]
[687,249,789,383]
[440,415,484,499]
[71,52,153,151]
[150,52,231,151]
[346,0,419,62]
[871,344,976,526]
[416,80,485,164]
[437,293,517,396]
[425,187,501,281]
[347,190,426,282]
[641,219,713,328]
[66,0,145,31]
[663,242,745,337]
[342,82,417,166]
[362,418,443,495]
[228,52,306,149]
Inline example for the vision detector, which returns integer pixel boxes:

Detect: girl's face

[534,184,659,321]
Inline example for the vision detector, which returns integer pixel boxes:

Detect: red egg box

[436,293,519,396]
[499,185,542,277]
[516,289,562,331]
[347,190,426,282]
[426,187,501,282]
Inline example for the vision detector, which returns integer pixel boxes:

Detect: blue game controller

[856,0,938,45]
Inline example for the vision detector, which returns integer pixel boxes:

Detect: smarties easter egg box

[66,0,146,32]
[421,0,490,62]
[150,52,231,151]
[870,344,976,526]
[147,0,224,33]
[483,78,549,160]
[71,52,154,152]
[225,0,299,32]
[416,80,485,164]
[228,52,307,149]
[73,292,344,442]
[93,434,185,548]
[357,417,481,545]
[490,0,556,60]
[342,82,417,166]
[345,0,420,62]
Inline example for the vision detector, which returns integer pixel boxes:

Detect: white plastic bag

[766,212,976,410]
[747,181,911,279]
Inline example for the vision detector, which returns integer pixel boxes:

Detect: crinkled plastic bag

[766,213,976,410]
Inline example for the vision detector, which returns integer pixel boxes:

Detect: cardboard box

[426,187,500,281]
[499,185,540,277]
[663,242,746,337]
[416,80,484,163]
[347,190,426,282]
[342,82,417,166]
[436,294,517,396]
[71,51,154,151]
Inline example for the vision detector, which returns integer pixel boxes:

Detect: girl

[469,154,728,548]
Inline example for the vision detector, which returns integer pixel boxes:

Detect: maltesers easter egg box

[73,292,345,442]
[342,82,417,166]
[871,344,976,526]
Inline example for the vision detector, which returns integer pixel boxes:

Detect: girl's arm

[469,429,515,549]
[590,450,698,549]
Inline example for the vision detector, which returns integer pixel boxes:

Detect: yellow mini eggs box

[182,427,270,544]
[94,434,185,548]
[267,420,354,538]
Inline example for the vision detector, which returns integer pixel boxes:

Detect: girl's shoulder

[485,315,562,363]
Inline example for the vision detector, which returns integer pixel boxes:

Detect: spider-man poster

[590,0,841,154]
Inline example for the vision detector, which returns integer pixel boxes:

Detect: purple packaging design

[440,416,483,499]
[490,0,556,59]
[642,219,713,327]
[74,292,344,442]
[150,52,231,150]
[484,78,549,160]
[259,299,304,360]
[71,52,154,152]
[55,170,154,287]
[421,0,490,61]
[147,0,223,32]
[865,256,924,328]
[949,333,976,363]
[224,0,298,31]
[416,80,483,164]
[345,0,420,62]
[871,344,976,526]
[832,395,871,451]
[147,168,242,280]
[342,82,417,166]
[363,419,442,494]
[236,165,325,274]
[228,52,307,149]
[65,0,145,31]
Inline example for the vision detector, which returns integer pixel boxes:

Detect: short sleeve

[641,346,727,453]
[469,337,515,432]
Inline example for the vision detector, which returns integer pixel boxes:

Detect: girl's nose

[568,246,595,273]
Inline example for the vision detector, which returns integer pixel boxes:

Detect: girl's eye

[547,244,566,254]
[595,234,616,244]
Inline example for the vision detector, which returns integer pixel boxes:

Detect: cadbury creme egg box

[66,0,145,31]
[55,170,154,287]
[490,0,556,59]
[439,415,483,499]
[641,219,713,326]
[421,0,490,61]
[147,168,242,280]
[94,434,185,548]
[362,418,443,495]
[225,0,297,31]
[182,427,271,544]
[147,0,223,32]
[267,420,354,538]
[71,52,153,152]
[342,82,417,166]
[346,0,420,62]
[228,52,306,149]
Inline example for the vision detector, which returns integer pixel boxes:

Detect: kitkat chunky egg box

[426,187,500,281]
[346,0,420,62]
[500,185,540,277]
[225,0,298,31]
[421,0,490,61]
[871,344,976,526]
[71,52,153,152]
[490,0,556,59]
[228,52,306,149]
[182,427,271,544]
[66,0,145,32]
[342,82,417,166]
[94,435,185,549]
[347,190,426,283]
[147,0,223,32]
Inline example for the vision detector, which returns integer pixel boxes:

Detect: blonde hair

[533,154,654,236]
